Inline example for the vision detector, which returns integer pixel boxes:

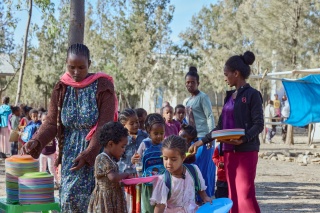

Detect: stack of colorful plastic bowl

[19,172,54,204]
[5,155,39,204]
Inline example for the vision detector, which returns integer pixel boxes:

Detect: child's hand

[202,196,212,204]
[127,173,136,179]
[219,162,224,168]
[198,190,212,204]
[131,153,140,164]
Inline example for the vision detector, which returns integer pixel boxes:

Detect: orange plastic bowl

[6,155,37,163]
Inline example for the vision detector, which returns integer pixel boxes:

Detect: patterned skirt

[59,128,95,213]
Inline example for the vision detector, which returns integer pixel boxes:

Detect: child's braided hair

[135,108,147,118]
[162,135,188,156]
[144,113,165,134]
[118,108,137,125]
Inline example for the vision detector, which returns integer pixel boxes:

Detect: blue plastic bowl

[197,198,233,213]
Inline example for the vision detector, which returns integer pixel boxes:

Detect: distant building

[0,54,15,77]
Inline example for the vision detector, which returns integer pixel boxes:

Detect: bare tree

[15,0,32,105]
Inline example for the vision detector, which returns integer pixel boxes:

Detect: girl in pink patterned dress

[150,135,211,213]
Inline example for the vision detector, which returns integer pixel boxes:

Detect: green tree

[0,1,18,98]
[83,0,174,109]
[236,0,320,145]
[32,3,69,108]
[237,0,320,71]
[4,0,65,107]
[180,1,248,98]
[2,0,55,104]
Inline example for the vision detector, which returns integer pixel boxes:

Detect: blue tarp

[282,74,320,126]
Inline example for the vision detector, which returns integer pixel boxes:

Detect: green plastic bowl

[20,172,53,179]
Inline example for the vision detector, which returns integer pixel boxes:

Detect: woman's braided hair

[185,66,199,82]
[162,135,188,156]
[99,122,128,147]
[67,43,90,62]
[144,113,165,133]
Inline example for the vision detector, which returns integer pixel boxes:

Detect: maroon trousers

[224,151,260,213]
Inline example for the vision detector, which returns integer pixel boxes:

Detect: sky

[169,0,216,43]
[13,0,218,45]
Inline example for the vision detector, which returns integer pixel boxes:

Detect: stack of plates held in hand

[211,129,245,140]
[19,172,54,204]
[5,155,39,204]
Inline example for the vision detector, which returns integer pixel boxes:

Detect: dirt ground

[0,134,319,213]
[256,135,320,213]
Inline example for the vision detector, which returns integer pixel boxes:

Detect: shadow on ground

[257,182,320,212]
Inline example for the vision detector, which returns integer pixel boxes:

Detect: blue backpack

[142,139,166,185]
[21,121,41,143]
[164,164,201,200]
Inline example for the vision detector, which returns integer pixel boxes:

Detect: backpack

[164,164,201,200]
[21,121,41,143]
[142,139,166,185]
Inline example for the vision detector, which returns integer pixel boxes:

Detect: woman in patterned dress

[22,43,117,212]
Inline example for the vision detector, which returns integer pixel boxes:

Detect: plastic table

[0,197,60,213]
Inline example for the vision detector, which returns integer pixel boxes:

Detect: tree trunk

[214,91,220,117]
[15,0,32,105]
[285,125,294,145]
[291,0,301,67]
[68,0,85,46]
[118,91,122,111]
[44,85,48,109]
[124,94,132,109]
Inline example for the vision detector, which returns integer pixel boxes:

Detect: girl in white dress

[150,135,211,213]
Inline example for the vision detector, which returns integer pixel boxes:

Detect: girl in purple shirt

[161,105,180,138]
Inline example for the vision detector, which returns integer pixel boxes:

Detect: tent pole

[307,123,312,145]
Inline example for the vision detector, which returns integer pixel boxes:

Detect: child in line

[135,108,148,132]
[161,105,180,138]
[9,106,21,155]
[132,113,165,213]
[174,104,187,124]
[18,106,32,148]
[20,109,41,144]
[179,124,197,164]
[19,106,32,129]
[119,109,148,213]
[150,135,211,213]
[212,143,228,198]
[39,113,60,189]
[37,107,46,121]
[88,122,132,213]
